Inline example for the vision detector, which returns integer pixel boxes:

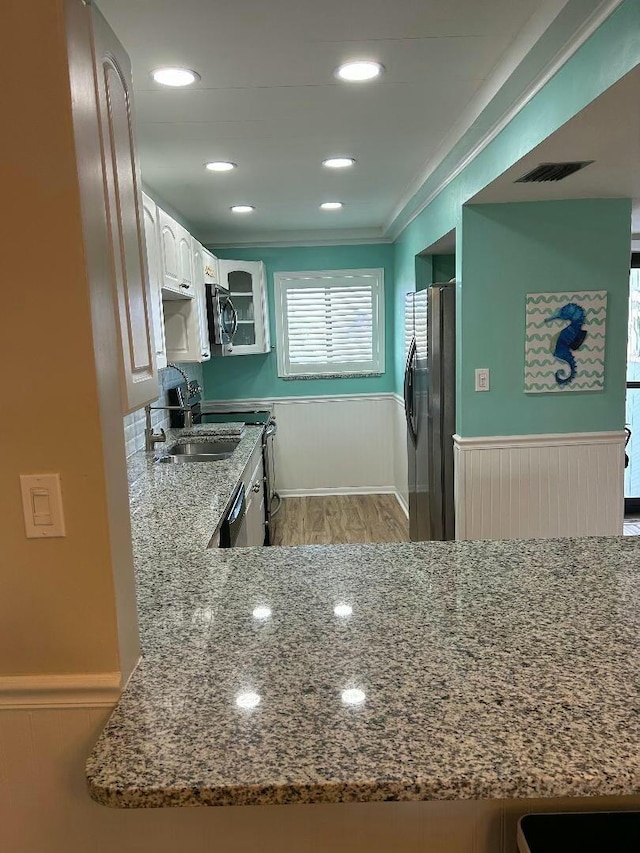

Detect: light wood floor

[624,517,640,536]
[270,494,409,546]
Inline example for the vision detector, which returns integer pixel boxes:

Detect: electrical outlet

[475,368,490,392]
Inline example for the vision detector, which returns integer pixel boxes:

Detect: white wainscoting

[393,394,409,516]
[454,431,626,540]
[204,394,409,505]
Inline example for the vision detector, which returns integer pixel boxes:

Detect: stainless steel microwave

[205,282,238,356]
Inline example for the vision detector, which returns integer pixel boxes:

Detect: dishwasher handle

[220,483,246,547]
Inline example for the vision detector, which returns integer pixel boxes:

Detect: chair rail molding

[0,671,123,709]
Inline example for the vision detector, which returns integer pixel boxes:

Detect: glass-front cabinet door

[625,266,640,513]
[218,260,270,356]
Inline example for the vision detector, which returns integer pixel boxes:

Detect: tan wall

[0,0,134,676]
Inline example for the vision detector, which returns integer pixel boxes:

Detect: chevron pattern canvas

[524,290,607,393]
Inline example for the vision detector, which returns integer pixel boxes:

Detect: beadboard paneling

[273,395,395,494]
[393,394,409,515]
[204,394,402,496]
[2,705,639,852]
[454,432,626,540]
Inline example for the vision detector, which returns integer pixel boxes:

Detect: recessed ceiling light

[323,157,356,169]
[335,61,384,82]
[320,202,343,210]
[205,161,237,172]
[151,67,200,87]
[230,205,255,213]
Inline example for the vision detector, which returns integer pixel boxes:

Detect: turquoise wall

[432,255,456,284]
[202,244,395,399]
[393,0,640,396]
[458,199,631,437]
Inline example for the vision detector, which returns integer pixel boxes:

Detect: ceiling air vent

[514,161,594,183]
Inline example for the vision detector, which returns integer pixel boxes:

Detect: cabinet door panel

[245,456,265,546]
[163,299,200,362]
[158,209,181,293]
[245,493,265,547]
[178,230,193,292]
[218,259,270,356]
[142,194,167,369]
[92,8,157,412]
[192,240,211,361]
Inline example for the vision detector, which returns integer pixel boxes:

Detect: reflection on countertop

[87,440,640,811]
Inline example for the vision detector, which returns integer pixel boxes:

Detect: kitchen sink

[156,439,240,464]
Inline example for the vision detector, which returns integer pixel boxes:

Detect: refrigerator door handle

[404,336,417,446]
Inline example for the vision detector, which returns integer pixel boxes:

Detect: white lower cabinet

[245,455,266,546]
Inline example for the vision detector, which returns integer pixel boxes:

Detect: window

[274,269,385,378]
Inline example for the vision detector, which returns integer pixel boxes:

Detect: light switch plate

[20,474,66,538]
[475,368,490,392]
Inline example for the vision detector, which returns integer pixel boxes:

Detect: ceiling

[470,63,640,231]
[99,0,582,245]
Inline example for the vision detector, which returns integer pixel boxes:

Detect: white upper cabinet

[141,193,167,370]
[190,239,213,362]
[158,207,194,299]
[218,259,270,356]
[91,7,158,413]
[162,236,212,364]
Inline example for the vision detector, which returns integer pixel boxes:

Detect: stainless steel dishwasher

[219,483,247,547]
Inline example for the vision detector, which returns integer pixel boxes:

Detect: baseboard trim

[0,671,122,709]
[453,430,626,451]
[395,490,409,518]
[279,486,397,498]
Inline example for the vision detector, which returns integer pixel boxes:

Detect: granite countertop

[86,429,640,811]
[126,425,264,551]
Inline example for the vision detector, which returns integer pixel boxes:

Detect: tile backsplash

[123,362,204,457]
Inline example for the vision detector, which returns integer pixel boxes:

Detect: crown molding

[204,226,390,249]
[385,0,625,241]
[208,235,393,249]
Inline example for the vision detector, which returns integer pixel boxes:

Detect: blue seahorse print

[544,302,588,386]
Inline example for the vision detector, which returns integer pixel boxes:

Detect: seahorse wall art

[524,291,607,393]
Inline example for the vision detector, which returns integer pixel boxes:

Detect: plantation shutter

[274,270,384,377]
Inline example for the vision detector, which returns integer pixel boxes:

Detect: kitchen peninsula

[87,430,640,809]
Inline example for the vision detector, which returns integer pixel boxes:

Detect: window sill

[282,372,383,381]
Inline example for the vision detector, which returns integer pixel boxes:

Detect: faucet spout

[166,363,201,397]
[144,403,194,451]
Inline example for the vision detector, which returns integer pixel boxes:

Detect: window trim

[273,268,385,379]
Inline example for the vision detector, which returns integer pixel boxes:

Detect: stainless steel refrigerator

[404,284,456,541]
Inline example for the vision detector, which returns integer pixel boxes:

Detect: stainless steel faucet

[144,404,193,452]
[166,362,202,397]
